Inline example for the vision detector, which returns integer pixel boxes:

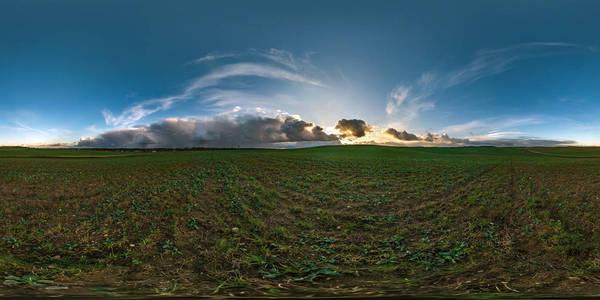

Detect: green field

[0,147,136,157]
[1,145,600,297]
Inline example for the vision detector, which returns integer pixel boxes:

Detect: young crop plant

[2,236,20,249]
[408,240,470,270]
[161,240,183,256]
[187,217,200,230]
[3,275,53,287]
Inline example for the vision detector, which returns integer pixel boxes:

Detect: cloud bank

[78,115,576,149]
[79,115,338,148]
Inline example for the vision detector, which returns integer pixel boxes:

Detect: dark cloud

[383,128,467,144]
[384,128,419,141]
[78,115,339,148]
[335,119,373,138]
[423,133,469,144]
[280,118,334,142]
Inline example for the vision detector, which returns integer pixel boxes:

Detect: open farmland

[1,145,600,297]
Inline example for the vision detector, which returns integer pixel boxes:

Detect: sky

[1,0,600,147]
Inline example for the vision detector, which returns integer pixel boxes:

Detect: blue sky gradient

[1,0,599,146]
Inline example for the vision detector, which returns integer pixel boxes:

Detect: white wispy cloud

[0,121,73,145]
[385,42,590,121]
[191,52,236,64]
[484,130,527,138]
[102,95,184,127]
[441,116,547,140]
[558,96,586,104]
[185,63,326,92]
[199,89,295,110]
[12,121,72,136]
[441,120,486,134]
[254,48,317,72]
[475,42,582,55]
[14,121,48,135]
[385,85,434,121]
[103,57,326,127]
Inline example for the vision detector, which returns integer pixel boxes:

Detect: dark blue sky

[1,0,599,145]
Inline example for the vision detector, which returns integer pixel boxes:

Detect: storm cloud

[384,128,467,144]
[78,115,339,148]
[384,128,419,141]
[335,119,373,138]
[423,133,470,144]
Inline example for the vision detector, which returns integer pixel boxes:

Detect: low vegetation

[1,145,600,296]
